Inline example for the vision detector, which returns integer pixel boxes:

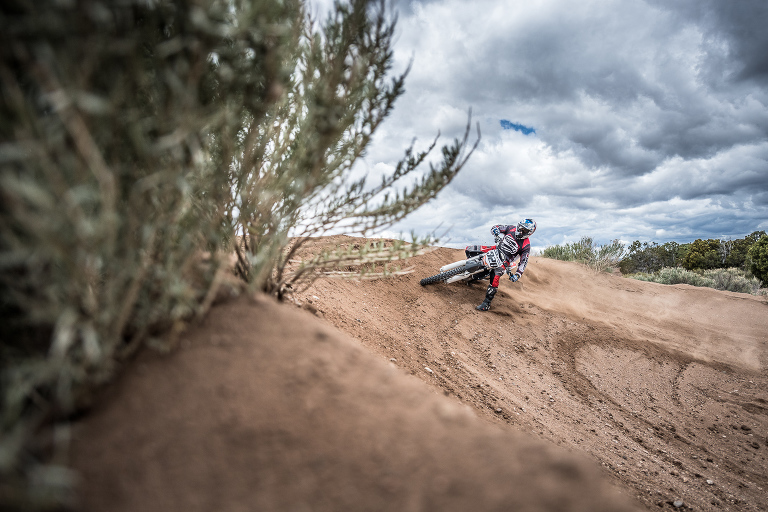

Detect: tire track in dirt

[292,237,768,511]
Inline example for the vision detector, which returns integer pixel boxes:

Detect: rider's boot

[476,285,497,311]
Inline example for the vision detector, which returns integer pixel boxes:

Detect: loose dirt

[71,236,768,511]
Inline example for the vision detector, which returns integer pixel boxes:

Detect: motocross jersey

[491,224,530,277]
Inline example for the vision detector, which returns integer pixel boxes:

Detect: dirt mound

[71,295,636,512]
[71,238,768,511]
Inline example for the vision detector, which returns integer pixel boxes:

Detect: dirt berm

[72,237,768,511]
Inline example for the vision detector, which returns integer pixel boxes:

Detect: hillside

[71,237,768,511]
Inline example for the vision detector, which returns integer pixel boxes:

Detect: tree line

[619,231,768,282]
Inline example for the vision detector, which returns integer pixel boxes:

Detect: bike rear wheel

[419,267,465,286]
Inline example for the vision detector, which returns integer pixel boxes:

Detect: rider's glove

[509,272,520,282]
[492,227,502,245]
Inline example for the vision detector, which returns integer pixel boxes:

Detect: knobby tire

[419,266,465,286]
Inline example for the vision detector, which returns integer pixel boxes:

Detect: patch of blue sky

[500,120,536,135]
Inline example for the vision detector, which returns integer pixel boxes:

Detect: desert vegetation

[630,267,764,295]
[0,0,476,507]
[541,231,767,295]
[540,237,626,273]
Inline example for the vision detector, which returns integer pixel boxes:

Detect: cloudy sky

[314,0,768,250]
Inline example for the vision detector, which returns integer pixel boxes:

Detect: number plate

[483,250,503,268]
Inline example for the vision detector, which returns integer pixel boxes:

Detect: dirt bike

[419,241,517,286]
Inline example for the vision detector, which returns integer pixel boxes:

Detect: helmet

[515,218,536,239]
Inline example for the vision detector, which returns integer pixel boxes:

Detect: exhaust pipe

[440,259,467,273]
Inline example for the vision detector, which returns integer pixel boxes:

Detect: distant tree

[619,240,682,274]
[620,232,766,274]
[716,232,765,270]
[723,237,753,268]
[681,239,721,271]
[719,238,734,266]
[747,234,768,283]
[746,230,767,244]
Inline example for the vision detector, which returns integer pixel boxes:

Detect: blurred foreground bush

[0,0,474,508]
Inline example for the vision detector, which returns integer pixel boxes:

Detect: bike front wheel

[419,267,466,286]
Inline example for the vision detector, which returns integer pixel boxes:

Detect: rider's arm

[492,224,514,236]
[515,247,530,276]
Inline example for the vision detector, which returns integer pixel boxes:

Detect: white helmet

[515,218,536,239]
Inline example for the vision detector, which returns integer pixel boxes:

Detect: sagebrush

[629,267,763,295]
[540,237,625,272]
[0,0,475,508]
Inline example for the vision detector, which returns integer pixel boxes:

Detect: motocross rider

[469,218,536,311]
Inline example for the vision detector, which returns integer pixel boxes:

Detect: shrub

[0,0,475,507]
[619,241,684,274]
[591,239,627,272]
[541,237,625,272]
[748,235,768,283]
[720,237,752,268]
[632,267,715,287]
[226,0,478,297]
[2,6,249,498]
[703,268,762,294]
[681,239,721,270]
[541,237,595,262]
[629,267,762,294]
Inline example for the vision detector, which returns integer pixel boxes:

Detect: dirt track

[72,237,768,511]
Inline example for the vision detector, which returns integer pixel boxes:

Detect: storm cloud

[314,0,768,249]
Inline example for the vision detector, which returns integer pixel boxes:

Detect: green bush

[619,241,685,274]
[721,237,752,268]
[748,235,768,283]
[631,267,715,287]
[681,239,721,270]
[619,232,767,274]
[673,232,765,272]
